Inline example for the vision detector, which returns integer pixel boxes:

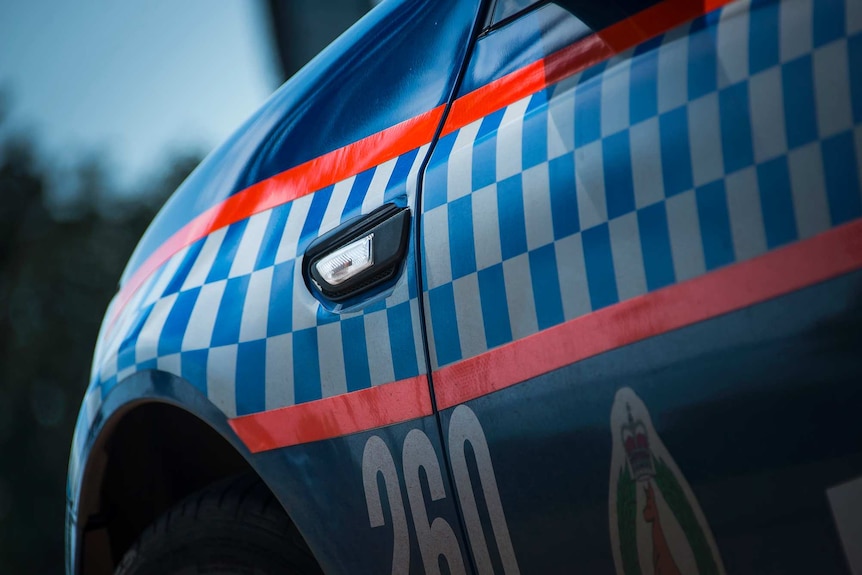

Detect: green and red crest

[609,388,725,575]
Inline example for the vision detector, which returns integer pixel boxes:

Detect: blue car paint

[67,0,483,572]
[68,0,862,573]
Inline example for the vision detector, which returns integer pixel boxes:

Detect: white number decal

[361,406,518,575]
[363,435,410,575]
[403,429,467,575]
[449,405,521,575]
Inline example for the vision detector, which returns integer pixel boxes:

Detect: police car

[67,0,862,572]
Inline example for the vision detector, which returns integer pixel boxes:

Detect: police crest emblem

[609,388,725,575]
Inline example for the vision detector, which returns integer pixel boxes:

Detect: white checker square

[207,344,238,417]
[447,120,482,202]
[574,139,608,230]
[228,210,271,279]
[265,333,294,410]
[182,280,227,351]
[239,267,273,343]
[453,274,488,360]
[182,227,227,291]
[601,55,631,137]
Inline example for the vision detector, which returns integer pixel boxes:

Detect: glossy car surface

[68,0,862,573]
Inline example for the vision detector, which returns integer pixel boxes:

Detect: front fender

[66,369,281,575]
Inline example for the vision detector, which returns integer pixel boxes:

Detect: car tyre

[114,472,323,575]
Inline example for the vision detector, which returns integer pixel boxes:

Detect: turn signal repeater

[303,203,411,303]
[314,233,374,286]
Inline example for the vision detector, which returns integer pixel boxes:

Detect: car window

[491,0,666,31]
[553,0,664,30]
[491,0,544,25]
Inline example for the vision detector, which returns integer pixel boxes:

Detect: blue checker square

[821,131,862,225]
[749,0,779,74]
[428,283,462,366]
[695,180,735,270]
[522,90,549,169]
[344,167,377,216]
[529,243,565,330]
[637,202,676,291]
[602,130,636,220]
[116,342,138,374]
[659,106,694,197]
[582,223,619,311]
[211,276,250,347]
[424,132,457,211]
[236,339,266,415]
[315,306,341,326]
[163,240,204,296]
[477,264,513,349]
[181,349,209,395]
[497,174,529,260]
[574,62,606,148]
[782,55,819,150]
[719,82,755,175]
[472,108,507,191]
[267,260,295,337]
[448,194,477,279]
[548,153,579,240]
[298,185,334,255]
[687,16,718,101]
[254,202,291,271]
[292,328,321,404]
[341,316,371,393]
[206,219,248,283]
[387,302,419,380]
[363,300,387,314]
[812,0,845,48]
[117,302,155,368]
[757,156,799,249]
[159,287,201,355]
[389,147,420,189]
[629,36,661,125]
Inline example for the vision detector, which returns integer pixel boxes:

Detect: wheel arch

[71,371,285,575]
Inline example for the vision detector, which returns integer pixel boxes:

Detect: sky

[0,0,282,200]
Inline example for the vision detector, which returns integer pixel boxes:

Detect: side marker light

[314,233,374,286]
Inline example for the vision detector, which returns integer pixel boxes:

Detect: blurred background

[0,0,377,571]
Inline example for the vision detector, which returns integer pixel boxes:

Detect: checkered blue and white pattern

[84,144,431,422]
[421,0,862,369]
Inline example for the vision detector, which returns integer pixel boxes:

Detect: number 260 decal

[362,405,520,575]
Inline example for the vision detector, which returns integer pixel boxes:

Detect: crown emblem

[622,403,655,482]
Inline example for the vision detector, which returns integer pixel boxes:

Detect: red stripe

[433,219,862,409]
[229,375,433,453]
[599,0,733,52]
[109,107,444,331]
[442,0,736,135]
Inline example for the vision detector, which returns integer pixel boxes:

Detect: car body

[67,0,862,572]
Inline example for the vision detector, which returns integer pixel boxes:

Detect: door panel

[420,0,862,571]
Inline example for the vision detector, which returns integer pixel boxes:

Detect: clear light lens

[315,233,374,286]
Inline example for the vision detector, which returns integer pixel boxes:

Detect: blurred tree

[0,109,202,573]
